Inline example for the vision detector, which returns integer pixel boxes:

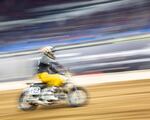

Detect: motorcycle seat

[32,83,47,89]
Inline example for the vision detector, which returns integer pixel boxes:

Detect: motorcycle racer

[37,46,66,100]
[18,46,88,110]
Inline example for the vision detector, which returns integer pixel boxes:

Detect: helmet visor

[47,51,55,59]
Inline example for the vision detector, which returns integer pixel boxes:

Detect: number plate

[28,87,41,95]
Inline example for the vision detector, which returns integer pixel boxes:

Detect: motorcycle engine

[40,87,55,101]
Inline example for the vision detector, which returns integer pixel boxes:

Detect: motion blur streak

[1,36,150,81]
[0,0,134,30]
[71,58,150,70]
[0,80,150,120]
[56,53,81,58]
[60,48,150,62]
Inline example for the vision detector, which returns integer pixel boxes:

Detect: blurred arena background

[0,0,150,120]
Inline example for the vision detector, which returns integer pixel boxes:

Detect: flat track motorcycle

[18,73,88,111]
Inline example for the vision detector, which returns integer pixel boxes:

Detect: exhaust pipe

[36,100,53,106]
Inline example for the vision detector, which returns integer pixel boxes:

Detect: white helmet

[40,46,55,59]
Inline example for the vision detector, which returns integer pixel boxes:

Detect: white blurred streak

[30,0,135,13]
[72,58,150,70]
[29,0,113,12]
[54,34,150,51]
[0,50,40,58]
[61,48,150,63]
[0,19,32,31]
[56,53,81,58]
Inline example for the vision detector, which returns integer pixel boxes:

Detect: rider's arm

[49,62,66,75]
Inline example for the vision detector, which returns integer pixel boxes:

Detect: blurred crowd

[0,0,149,51]
[0,0,150,81]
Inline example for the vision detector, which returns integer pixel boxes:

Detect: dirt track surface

[0,80,150,120]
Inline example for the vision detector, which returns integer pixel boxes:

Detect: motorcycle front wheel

[67,87,88,107]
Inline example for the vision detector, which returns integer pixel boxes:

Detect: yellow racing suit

[37,72,65,87]
[37,54,66,87]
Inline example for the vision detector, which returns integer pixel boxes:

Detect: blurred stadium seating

[0,0,150,82]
